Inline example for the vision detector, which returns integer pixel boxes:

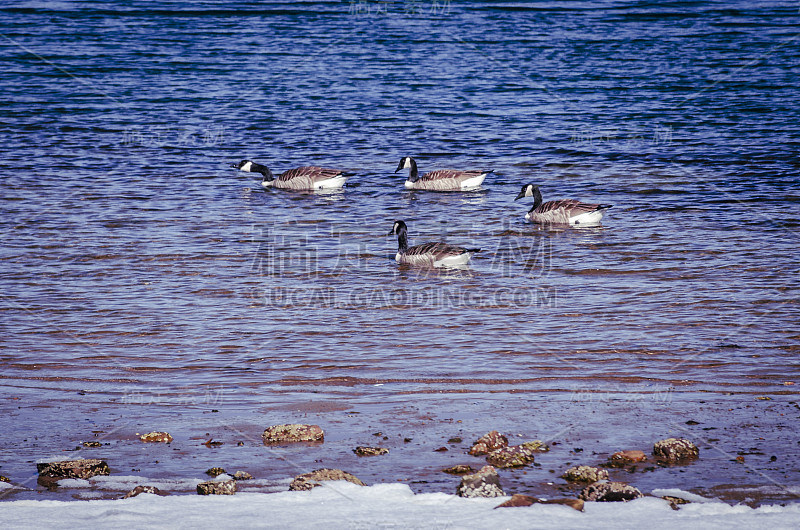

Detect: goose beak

[387,228,395,236]
[230,163,238,169]
[514,190,525,200]
[394,161,404,173]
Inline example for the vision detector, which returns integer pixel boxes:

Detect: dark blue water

[1,1,798,504]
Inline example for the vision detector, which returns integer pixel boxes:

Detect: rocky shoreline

[3,423,714,511]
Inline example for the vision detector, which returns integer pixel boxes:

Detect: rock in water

[607,450,647,467]
[520,440,549,452]
[140,431,173,443]
[232,471,253,480]
[262,424,324,443]
[579,482,643,502]
[442,465,474,475]
[289,469,366,491]
[562,465,609,483]
[353,446,389,456]
[205,467,226,477]
[456,465,504,498]
[37,459,110,480]
[485,445,536,468]
[468,431,508,456]
[653,438,699,462]
[196,479,235,495]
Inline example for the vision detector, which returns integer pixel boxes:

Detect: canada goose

[388,220,480,268]
[515,183,612,225]
[232,160,349,190]
[395,157,491,191]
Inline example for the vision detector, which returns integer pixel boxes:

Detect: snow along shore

[2,482,799,530]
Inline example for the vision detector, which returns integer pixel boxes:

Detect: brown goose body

[515,184,612,226]
[396,157,491,191]
[232,160,349,190]
[388,220,480,268]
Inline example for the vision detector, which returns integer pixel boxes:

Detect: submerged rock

[262,424,324,443]
[197,479,235,495]
[485,445,536,469]
[562,465,609,483]
[468,431,508,456]
[123,485,168,499]
[289,469,366,491]
[653,438,699,462]
[456,465,504,498]
[37,459,110,480]
[353,446,389,457]
[607,450,647,467]
[442,465,474,475]
[495,494,584,512]
[140,431,173,443]
[579,481,643,502]
[81,441,102,448]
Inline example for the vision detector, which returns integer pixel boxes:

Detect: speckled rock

[353,446,389,456]
[579,481,643,502]
[37,459,110,479]
[205,467,226,477]
[653,438,699,462]
[608,450,647,467]
[197,479,235,495]
[262,424,324,443]
[468,431,508,456]
[82,441,102,448]
[495,494,584,512]
[123,485,168,498]
[0,476,10,483]
[232,471,253,480]
[520,440,549,452]
[289,469,366,491]
[485,445,536,469]
[456,465,504,498]
[442,465,474,475]
[562,465,609,483]
[140,431,173,443]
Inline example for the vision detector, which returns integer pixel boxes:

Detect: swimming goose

[232,160,349,190]
[515,183,612,225]
[395,157,491,191]
[388,220,480,268]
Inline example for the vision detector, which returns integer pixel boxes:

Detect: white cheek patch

[241,161,253,172]
[403,158,412,169]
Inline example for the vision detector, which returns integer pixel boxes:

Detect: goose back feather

[232,160,348,190]
[395,157,491,191]
[515,184,612,225]
[388,220,480,268]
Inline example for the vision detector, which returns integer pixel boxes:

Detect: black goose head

[388,219,408,236]
[232,160,252,170]
[515,183,538,201]
[515,183,543,211]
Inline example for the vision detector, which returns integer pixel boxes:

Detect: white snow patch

[650,488,723,503]
[1,482,798,530]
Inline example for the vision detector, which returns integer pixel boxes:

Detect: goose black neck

[253,163,275,182]
[529,187,543,212]
[396,226,409,253]
[406,159,419,182]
